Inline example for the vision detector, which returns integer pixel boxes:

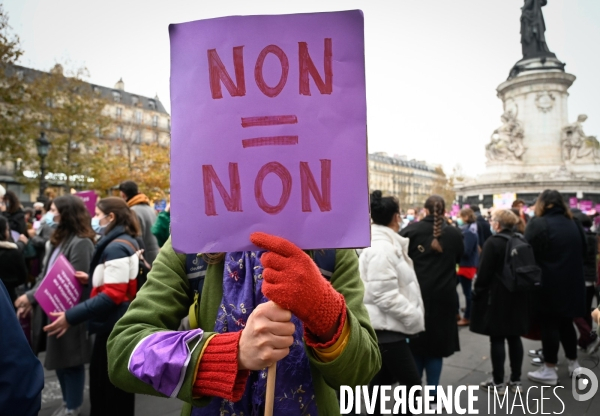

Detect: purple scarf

[193,251,318,416]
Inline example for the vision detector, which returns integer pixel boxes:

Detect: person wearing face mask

[470,210,531,395]
[43,197,141,416]
[360,191,425,415]
[402,208,418,230]
[13,195,95,416]
[456,208,479,327]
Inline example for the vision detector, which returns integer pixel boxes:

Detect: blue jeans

[413,355,443,393]
[457,275,473,319]
[56,365,85,410]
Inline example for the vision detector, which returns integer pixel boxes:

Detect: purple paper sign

[75,191,98,217]
[34,254,82,321]
[169,11,369,253]
[580,200,593,212]
[569,197,578,208]
[10,230,19,242]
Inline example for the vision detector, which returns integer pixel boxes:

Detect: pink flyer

[34,254,82,321]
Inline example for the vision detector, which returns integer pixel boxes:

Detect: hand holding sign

[251,232,345,342]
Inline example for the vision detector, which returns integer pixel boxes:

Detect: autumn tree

[27,64,112,189]
[431,166,456,207]
[0,5,34,165]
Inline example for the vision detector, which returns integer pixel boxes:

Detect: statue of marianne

[520,0,555,59]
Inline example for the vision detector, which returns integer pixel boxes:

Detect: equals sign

[241,115,298,148]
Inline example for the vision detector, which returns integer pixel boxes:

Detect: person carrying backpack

[43,197,142,416]
[470,209,533,395]
[525,190,587,386]
[106,231,381,415]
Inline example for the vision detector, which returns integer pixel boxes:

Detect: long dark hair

[96,197,140,237]
[425,195,445,253]
[50,195,96,246]
[0,216,8,241]
[534,189,572,219]
[3,190,21,214]
[370,190,400,226]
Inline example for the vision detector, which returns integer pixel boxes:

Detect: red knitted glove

[250,232,346,343]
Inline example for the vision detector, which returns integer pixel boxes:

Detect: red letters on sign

[300,159,332,212]
[202,163,243,215]
[299,38,333,96]
[207,46,246,99]
[254,162,292,214]
[208,39,333,98]
[254,45,289,98]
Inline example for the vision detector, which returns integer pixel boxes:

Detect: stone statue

[520,0,555,59]
[486,110,525,162]
[561,115,600,164]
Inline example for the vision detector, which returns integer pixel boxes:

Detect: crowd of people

[0,182,162,416]
[1,184,599,416]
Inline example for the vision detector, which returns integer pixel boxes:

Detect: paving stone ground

[36,292,600,415]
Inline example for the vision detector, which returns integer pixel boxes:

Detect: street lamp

[36,132,50,201]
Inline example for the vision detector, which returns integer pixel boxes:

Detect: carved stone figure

[486,111,525,162]
[520,0,555,59]
[561,115,600,164]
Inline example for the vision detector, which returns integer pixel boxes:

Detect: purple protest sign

[580,200,593,212]
[10,230,19,242]
[569,197,578,209]
[75,191,98,217]
[169,11,369,253]
[34,254,82,321]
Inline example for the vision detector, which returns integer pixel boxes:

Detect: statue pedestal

[457,69,600,206]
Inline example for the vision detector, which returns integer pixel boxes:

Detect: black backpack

[495,233,542,292]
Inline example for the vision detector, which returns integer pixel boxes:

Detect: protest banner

[10,230,19,242]
[75,190,98,217]
[580,200,593,212]
[34,254,82,321]
[493,193,516,209]
[569,197,578,209]
[169,10,369,253]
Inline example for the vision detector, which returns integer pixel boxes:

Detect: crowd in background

[1,184,599,416]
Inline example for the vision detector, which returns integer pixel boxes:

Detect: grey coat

[26,235,94,370]
[131,203,159,265]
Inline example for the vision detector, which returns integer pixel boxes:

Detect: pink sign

[169,11,369,253]
[75,191,98,217]
[34,254,82,321]
[580,200,593,212]
[569,197,578,208]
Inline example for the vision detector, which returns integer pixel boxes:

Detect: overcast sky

[5,0,599,176]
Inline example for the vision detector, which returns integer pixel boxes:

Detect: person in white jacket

[360,191,425,416]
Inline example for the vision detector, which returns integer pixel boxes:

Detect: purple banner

[34,254,82,321]
[169,11,370,253]
[580,200,593,212]
[569,197,578,209]
[75,191,98,217]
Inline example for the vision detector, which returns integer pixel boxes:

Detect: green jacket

[107,237,381,415]
[150,210,170,248]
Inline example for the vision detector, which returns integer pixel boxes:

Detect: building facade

[368,152,444,208]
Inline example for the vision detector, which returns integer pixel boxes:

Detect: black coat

[469,231,532,337]
[400,216,464,357]
[524,207,587,318]
[476,214,492,247]
[3,209,27,235]
[0,242,28,303]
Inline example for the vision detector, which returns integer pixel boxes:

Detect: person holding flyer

[43,197,141,416]
[14,195,95,416]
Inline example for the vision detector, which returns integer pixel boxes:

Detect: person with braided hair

[400,195,464,409]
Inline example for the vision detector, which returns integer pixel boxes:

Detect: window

[112,91,121,102]
[95,126,101,138]
[93,86,101,95]
[116,107,122,118]
[154,132,159,143]
[148,99,155,110]
[152,115,158,127]
[135,111,142,123]
[16,70,23,81]
[114,145,121,155]
[134,130,142,144]
[131,96,139,106]
[46,98,53,108]
[135,148,141,157]
[116,126,123,138]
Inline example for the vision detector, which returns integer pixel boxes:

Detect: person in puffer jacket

[359,190,425,416]
[43,197,141,416]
